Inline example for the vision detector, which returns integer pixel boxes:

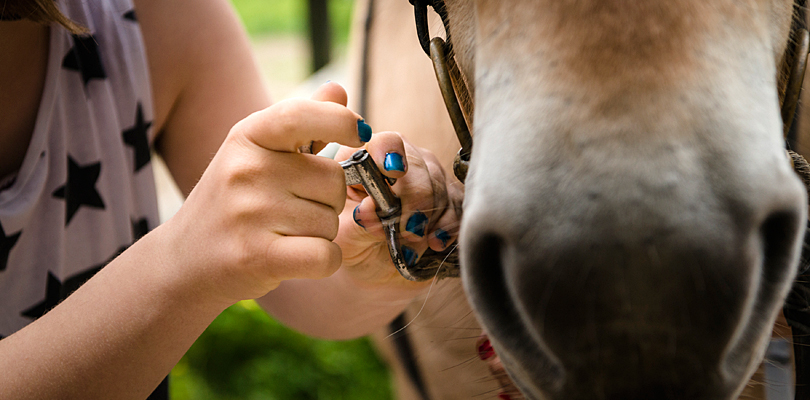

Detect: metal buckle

[341,149,459,281]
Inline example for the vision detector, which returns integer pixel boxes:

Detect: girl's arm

[143,0,461,340]
[0,93,370,398]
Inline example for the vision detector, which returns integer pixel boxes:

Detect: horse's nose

[460,151,807,399]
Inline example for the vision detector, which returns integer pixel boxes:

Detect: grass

[170,301,393,400]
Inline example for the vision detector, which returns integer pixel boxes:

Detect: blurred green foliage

[170,301,393,400]
[230,0,355,43]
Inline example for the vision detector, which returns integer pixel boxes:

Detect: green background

[170,301,392,400]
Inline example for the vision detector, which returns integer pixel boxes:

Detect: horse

[346,0,810,399]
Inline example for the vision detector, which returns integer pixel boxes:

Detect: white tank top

[0,0,159,337]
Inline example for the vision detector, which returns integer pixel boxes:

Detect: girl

[0,0,460,398]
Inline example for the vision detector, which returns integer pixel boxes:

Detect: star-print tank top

[0,0,160,342]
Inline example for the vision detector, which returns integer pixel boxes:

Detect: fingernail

[478,339,494,360]
[384,152,405,172]
[435,229,451,248]
[497,392,513,400]
[402,246,418,267]
[405,211,428,237]
[357,119,372,143]
[353,205,365,228]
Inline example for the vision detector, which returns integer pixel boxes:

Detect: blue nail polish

[353,205,365,228]
[406,211,428,237]
[435,229,451,248]
[384,152,405,172]
[402,246,418,267]
[357,119,372,143]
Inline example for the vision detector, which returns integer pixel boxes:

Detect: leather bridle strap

[411,0,473,183]
[780,6,810,137]
[428,38,473,182]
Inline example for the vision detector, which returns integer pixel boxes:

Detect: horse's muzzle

[459,147,807,399]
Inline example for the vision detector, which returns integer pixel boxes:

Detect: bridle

[407,1,810,400]
[782,3,810,140]
[411,0,810,180]
[410,0,473,183]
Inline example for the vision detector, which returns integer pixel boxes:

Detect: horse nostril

[464,233,515,330]
[759,209,803,285]
[462,230,566,393]
[720,208,804,381]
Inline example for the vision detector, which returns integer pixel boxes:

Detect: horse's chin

[484,330,768,400]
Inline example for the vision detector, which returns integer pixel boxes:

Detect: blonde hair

[2,0,88,34]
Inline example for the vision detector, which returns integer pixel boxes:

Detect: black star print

[0,222,21,272]
[62,34,107,87]
[21,272,68,319]
[52,156,106,226]
[21,245,127,320]
[123,103,152,172]
[132,217,150,241]
[123,9,138,22]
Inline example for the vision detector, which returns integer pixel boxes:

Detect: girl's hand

[159,84,367,306]
[334,132,464,290]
